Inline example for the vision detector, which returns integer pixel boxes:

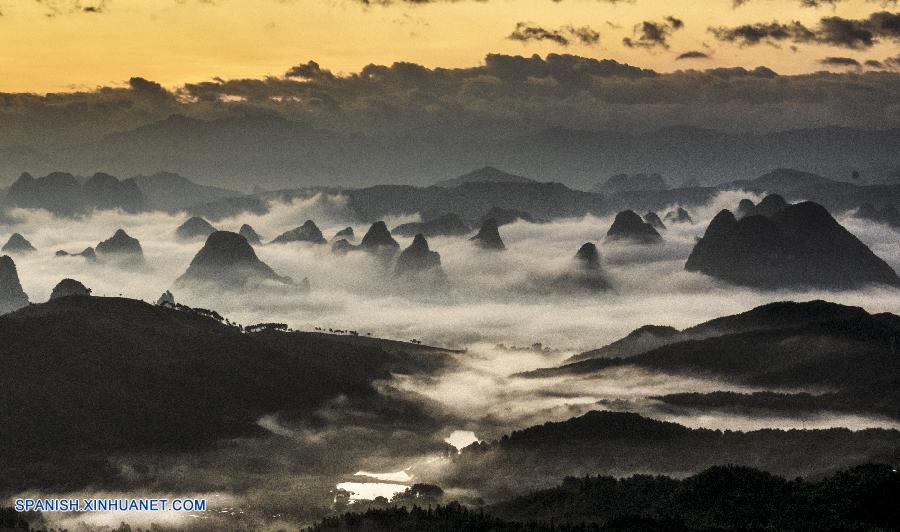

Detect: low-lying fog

[4,190,900,527]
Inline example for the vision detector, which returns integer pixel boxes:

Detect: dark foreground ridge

[305,463,900,531]
[0,295,452,492]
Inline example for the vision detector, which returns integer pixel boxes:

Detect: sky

[1,0,898,93]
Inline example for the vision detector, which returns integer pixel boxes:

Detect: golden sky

[0,0,895,93]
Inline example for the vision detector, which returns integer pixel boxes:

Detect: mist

[4,189,900,528]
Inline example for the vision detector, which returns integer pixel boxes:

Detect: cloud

[676,51,711,60]
[623,17,684,49]
[508,23,601,46]
[820,56,862,68]
[36,0,108,16]
[711,11,900,49]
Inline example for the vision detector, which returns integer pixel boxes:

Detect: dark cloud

[865,59,884,68]
[3,53,900,170]
[508,23,600,46]
[711,11,900,49]
[676,51,711,60]
[733,0,897,7]
[886,54,900,69]
[509,23,570,46]
[36,0,108,15]
[623,17,684,49]
[820,56,862,67]
[709,21,816,46]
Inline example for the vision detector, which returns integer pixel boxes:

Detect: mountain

[525,300,900,419]
[131,172,241,211]
[175,231,291,289]
[346,182,605,224]
[0,255,29,315]
[547,243,611,292]
[485,463,900,531]
[96,229,145,265]
[175,216,217,241]
[742,194,788,218]
[358,221,400,256]
[435,166,536,188]
[643,212,665,230]
[392,214,470,237]
[594,173,668,194]
[470,218,505,250]
[855,203,900,228]
[271,220,327,244]
[0,295,452,491]
[309,464,900,531]
[567,324,680,363]
[394,234,444,278]
[555,300,874,368]
[83,172,145,212]
[55,247,97,262]
[479,206,543,227]
[685,202,899,289]
[4,171,145,215]
[605,210,662,243]
[31,114,900,189]
[663,207,693,224]
[733,168,835,195]
[49,278,92,300]
[1,233,35,253]
[333,226,355,241]
[239,223,263,245]
[448,410,900,501]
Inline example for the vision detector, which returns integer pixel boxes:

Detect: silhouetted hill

[49,278,91,299]
[4,171,145,215]
[643,212,665,230]
[0,255,28,315]
[470,218,505,250]
[96,228,145,265]
[334,226,355,241]
[131,172,241,211]
[855,202,900,228]
[55,247,97,262]
[685,202,899,289]
[1,233,35,253]
[358,222,400,257]
[480,206,543,227]
[175,231,291,288]
[309,464,900,531]
[663,207,693,224]
[606,210,662,244]
[525,301,900,419]
[435,167,536,188]
[567,325,680,363]
[595,173,668,194]
[486,463,900,531]
[0,296,452,491]
[395,234,444,278]
[447,411,900,500]
[393,214,470,237]
[347,182,605,224]
[545,243,611,293]
[239,223,262,245]
[175,216,217,241]
[271,220,327,244]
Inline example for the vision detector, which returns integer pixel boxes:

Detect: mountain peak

[271,220,327,245]
[2,233,36,254]
[0,255,29,315]
[435,167,535,188]
[175,231,291,289]
[606,210,662,244]
[470,218,506,250]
